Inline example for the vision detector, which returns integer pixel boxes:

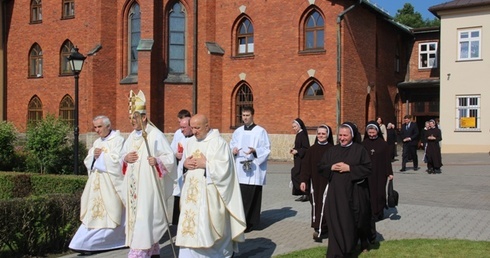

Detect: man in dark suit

[400,115,419,171]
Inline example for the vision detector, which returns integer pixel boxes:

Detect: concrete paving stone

[60,151,490,257]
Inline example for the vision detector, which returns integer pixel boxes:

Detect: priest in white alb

[69,115,126,254]
[176,114,246,257]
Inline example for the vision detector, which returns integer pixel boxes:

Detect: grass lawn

[275,239,490,257]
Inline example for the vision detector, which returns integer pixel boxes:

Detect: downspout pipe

[192,0,198,115]
[336,0,361,129]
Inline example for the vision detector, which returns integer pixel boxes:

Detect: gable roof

[429,0,490,18]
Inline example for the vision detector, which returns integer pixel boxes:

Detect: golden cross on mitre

[128,90,147,118]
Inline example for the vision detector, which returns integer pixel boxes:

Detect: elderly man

[176,114,246,257]
[69,115,126,254]
[121,90,176,258]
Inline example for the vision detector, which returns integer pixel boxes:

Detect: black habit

[362,137,393,218]
[291,131,310,195]
[319,143,372,258]
[300,142,333,234]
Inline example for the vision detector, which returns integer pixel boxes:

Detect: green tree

[394,3,440,28]
[25,114,87,174]
[0,121,17,171]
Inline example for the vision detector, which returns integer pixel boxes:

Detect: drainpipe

[192,0,198,115]
[336,0,361,129]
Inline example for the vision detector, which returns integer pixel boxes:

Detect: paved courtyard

[62,151,490,257]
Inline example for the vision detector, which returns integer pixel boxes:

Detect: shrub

[0,121,18,171]
[25,114,87,174]
[0,193,81,257]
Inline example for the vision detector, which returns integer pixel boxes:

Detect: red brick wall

[5,0,413,138]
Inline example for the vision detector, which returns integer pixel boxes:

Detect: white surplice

[230,125,271,186]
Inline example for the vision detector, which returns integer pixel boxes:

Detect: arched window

[234,84,253,126]
[30,0,42,23]
[303,81,324,99]
[237,18,254,55]
[304,10,324,50]
[28,96,43,124]
[128,3,141,76]
[59,95,74,125]
[60,40,74,75]
[62,0,75,19]
[168,2,186,74]
[29,44,43,78]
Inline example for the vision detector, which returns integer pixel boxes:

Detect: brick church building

[4,0,414,139]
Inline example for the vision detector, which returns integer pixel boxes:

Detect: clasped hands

[184,154,207,170]
[331,162,350,173]
[124,151,158,166]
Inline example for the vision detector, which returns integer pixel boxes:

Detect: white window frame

[458,28,481,60]
[455,95,480,131]
[419,42,437,69]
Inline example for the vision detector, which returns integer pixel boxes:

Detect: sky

[369,0,448,20]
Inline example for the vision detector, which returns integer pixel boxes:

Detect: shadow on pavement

[256,207,297,231]
[235,237,276,258]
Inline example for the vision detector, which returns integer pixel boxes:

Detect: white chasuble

[176,129,246,252]
[122,124,176,250]
[80,130,125,229]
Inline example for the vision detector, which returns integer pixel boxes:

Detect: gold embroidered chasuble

[121,124,177,249]
[176,129,246,250]
[80,130,125,229]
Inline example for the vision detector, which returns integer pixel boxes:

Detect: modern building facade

[430,0,490,153]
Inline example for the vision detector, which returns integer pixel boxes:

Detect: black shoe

[295,195,308,202]
[399,168,406,172]
[313,230,328,242]
[414,167,420,171]
[244,226,253,233]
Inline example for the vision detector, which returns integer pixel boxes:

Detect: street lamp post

[67,47,86,175]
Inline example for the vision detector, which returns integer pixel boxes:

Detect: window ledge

[61,16,75,20]
[232,54,255,60]
[299,49,326,56]
[454,129,481,132]
[120,75,138,84]
[456,58,483,62]
[164,74,193,84]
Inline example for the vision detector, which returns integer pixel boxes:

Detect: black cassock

[291,132,310,195]
[320,143,372,258]
[300,142,333,233]
[424,127,443,170]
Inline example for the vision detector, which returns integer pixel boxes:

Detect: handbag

[387,180,399,208]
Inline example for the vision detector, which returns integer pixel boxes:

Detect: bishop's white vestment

[121,124,176,250]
